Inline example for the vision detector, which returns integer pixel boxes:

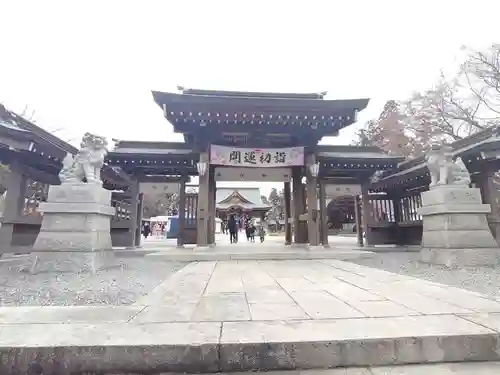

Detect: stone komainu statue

[426,146,471,187]
[59,133,108,184]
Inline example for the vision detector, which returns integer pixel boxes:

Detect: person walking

[245,218,251,242]
[258,224,266,243]
[228,214,238,244]
[142,222,151,239]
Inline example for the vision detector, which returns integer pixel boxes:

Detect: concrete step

[2,313,500,374]
[53,362,500,374]
[144,249,374,261]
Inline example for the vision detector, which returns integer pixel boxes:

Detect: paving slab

[0,305,144,324]
[4,259,500,374]
[248,302,310,320]
[192,293,251,321]
[131,303,198,323]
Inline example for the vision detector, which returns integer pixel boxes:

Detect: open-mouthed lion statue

[426,146,471,188]
[59,133,108,184]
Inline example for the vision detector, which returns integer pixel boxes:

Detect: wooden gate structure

[4,92,500,251]
[107,91,401,248]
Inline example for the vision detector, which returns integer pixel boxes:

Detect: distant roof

[216,187,262,204]
[0,104,77,155]
[216,187,271,210]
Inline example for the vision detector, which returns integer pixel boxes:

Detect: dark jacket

[227,217,237,232]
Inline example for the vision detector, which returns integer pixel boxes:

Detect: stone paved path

[4,259,500,373]
[134,259,500,321]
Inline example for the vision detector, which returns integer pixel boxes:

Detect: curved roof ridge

[218,190,253,204]
[177,87,327,100]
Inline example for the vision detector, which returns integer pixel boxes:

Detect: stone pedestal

[25,182,116,274]
[419,185,500,267]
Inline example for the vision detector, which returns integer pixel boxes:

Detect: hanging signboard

[210,145,304,167]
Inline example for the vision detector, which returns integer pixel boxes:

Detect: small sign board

[210,145,304,168]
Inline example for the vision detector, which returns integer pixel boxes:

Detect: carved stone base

[35,182,114,248]
[26,182,115,274]
[420,248,500,268]
[419,186,499,266]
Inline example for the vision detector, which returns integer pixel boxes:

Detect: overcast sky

[1,0,498,194]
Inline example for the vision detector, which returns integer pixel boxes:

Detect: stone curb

[1,314,500,374]
[144,250,375,261]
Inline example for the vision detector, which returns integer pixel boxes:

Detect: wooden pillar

[300,181,308,242]
[123,180,140,249]
[319,178,329,247]
[135,193,144,247]
[284,181,292,245]
[354,195,364,247]
[213,175,217,241]
[306,154,319,246]
[292,167,305,243]
[392,195,401,245]
[208,171,216,246]
[0,163,27,252]
[196,152,210,247]
[177,176,187,247]
[360,184,373,246]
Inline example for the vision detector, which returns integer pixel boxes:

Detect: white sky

[1,0,499,195]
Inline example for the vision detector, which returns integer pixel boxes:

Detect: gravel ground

[0,255,187,306]
[349,251,500,298]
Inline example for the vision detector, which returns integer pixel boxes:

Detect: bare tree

[462,44,500,121]
[357,45,500,158]
[403,74,486,144]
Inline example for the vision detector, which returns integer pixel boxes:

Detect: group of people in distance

[222,214,266,244]
[140,215,267,244]
[141,221,167,239]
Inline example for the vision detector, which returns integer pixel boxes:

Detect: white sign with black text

[210,145,304,167]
